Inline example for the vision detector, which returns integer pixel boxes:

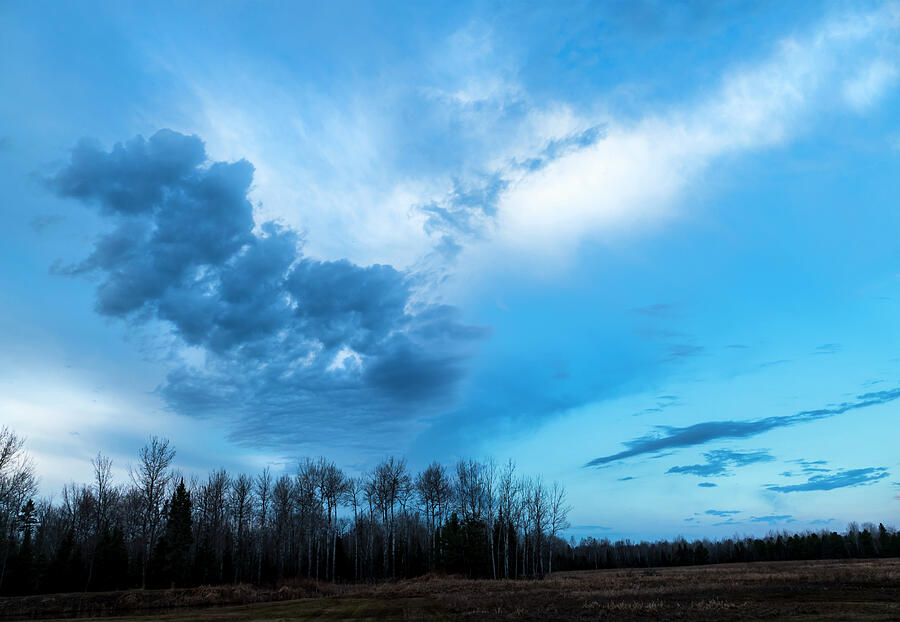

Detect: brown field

[2,559,899,621]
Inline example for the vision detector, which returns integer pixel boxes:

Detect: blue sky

[2,0,899,539]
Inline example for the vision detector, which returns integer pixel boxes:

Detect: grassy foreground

[4,558,899,621]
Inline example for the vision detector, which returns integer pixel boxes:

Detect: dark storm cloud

[766,467,889,493]
[50,131,209,215]
[667,449,774,477]
[585,388,900,467]
[49,130,487,449]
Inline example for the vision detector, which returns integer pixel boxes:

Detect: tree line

[1,426,897,596]
[0,428,571,595]
[566,521,900,570]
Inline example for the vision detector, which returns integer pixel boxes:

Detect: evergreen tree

[877,523,891,556]
[161,479,193,587]
[17,500,37,591]
[440,513,465,575]
[694,542,710,565]
[94,528,129,591]
[859,529,875,557]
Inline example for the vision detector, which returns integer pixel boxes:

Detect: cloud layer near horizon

[586,388,900,467]
[49,130,487,450]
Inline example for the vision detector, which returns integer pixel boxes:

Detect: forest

[0,426,897,596]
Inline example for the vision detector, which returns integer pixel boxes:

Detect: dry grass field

[3,558,898,621]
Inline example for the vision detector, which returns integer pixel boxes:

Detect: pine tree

[161,480,193,587]
[877,523,891,556]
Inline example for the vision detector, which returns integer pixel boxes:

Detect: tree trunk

[548,539,552,575]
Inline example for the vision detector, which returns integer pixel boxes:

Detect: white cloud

[149,3,900,282]
[327,345,363,372]
[490,4,900,263]
[149,20,534,272]
[420,23,522,109]
[0,370,285,496]
[843,59,899,111]
[188,90,436,270]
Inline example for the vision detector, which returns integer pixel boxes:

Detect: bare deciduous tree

[547,481,571,575]
[130,436,175,588]
[254,467,272,584]
[0,427,36,591]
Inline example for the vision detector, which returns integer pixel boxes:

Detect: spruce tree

[162,479,193,587]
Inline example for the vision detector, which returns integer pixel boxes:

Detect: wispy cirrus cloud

[667,449,775,477]
[586,388,900,467]
[633,394,680,417]
[663,344,706,362]
[628,303,676,317]
[143,2,900,280]
[780,459,831,477]
[489,3,900,262]
[751,515,795,523]
[568,524,612,532]
[843,58,899,111]
[812,343,841,355]
[759,359,791,369]
[713,518,738,526]
[767,467,889,493]
[705,509,740,517]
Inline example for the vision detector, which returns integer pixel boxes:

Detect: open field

[2,559,898,621]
